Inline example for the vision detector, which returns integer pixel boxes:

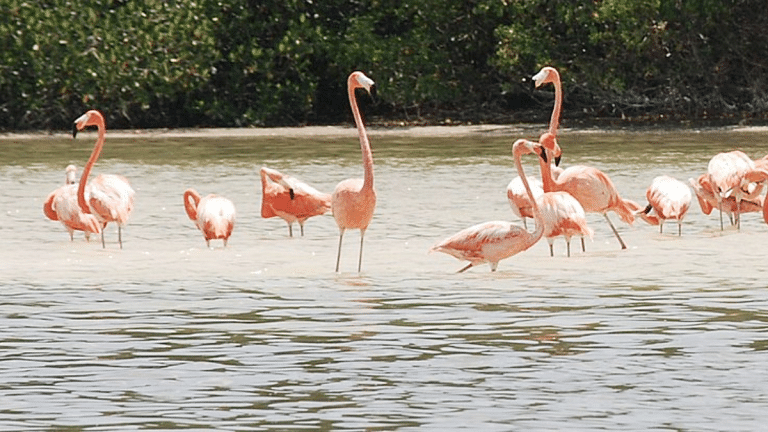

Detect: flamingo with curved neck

[331,71,376,272]
[533,67,640,250]
[43,164,101,241]
[73,110,135,249]
[184,188,236,247]
[431,139,545,272]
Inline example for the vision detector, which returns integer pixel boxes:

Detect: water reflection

[2,127,768,429]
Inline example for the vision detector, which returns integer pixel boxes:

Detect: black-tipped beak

[555,155,561,167]
[369,84,377,100]
[642,204,653,214]
[289,188,295,200]
[72,123,78,138]
[537,147,548,164]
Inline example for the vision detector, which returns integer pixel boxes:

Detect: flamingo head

[532,66,560,89]
[512,138,537,158]
[349,71,376,97]
[72,110,105,138]
[538,132,562,165]
[65,164,77,185]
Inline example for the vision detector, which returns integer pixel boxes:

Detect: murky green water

[2,126,768,430]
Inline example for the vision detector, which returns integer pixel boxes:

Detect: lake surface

[2,125,768,430]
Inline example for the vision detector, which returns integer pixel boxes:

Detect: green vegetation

[1,0,766,130]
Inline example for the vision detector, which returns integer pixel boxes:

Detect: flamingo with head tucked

[43,164,101,241]
[706,150,766,230]
[431,139,545,272]
[260,167,331,237]
[637,175,692,235]
[184,189,236,247]
[332,71,376,272]
[533,67,640,249]
[73,110,135,249]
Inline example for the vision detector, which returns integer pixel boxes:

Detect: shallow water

[2,127,768,430]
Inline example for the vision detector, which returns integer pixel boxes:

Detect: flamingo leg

[604,213,627,249]
[101,229,106,249]
[581,237,586,252]
[678,221,682,236]
[118,226,123,249]
[300,223,305,237]
[335,229,345,272]
[523,218,528,229]
[288,223,293,237]
[357,229,366,273]
[566,240,571,257]
[457,263,474,273]
[548,243,554,257]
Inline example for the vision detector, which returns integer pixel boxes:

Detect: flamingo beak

[537,146,548,164]
[289,188,295,200]
[555,154,561,167]
[72,122,78,138]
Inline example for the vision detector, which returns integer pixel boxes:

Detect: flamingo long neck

[514,145,544,243]
[538,151,557,193]
[548,70,562,136]
[349,81,374,190]
[77,117,106,213]
[183,189,201,221]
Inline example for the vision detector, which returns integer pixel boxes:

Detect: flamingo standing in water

[533,66,640,249]
[332,71,376,272]
[43,164,101,241]
[636,175,692,235]
[431,139,545,272]
[689,174,763,221]
[73,110,135,248]
[260,167,331,237]
[706,150,765,230]
[184,189,236,247]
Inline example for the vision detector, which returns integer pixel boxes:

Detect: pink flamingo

[184,189,236,247]
[73,110,136,248]
[689,174,763,222]
[706,150,765,229]
[260,167,331,237]
[534,67,640,249]
[43,164,101,241]
[431,139,545,272]
[537,190,593,257]
[507,175,544,229]
[332,71,376,272]
[637,175,692,235]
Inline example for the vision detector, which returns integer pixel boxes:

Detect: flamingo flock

[42,69,768,273]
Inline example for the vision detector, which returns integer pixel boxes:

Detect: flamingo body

[184,189,236,247]
[507,176,544,227]
[260,167,331,236]
[537,191,593,256]
[638,175,692,235]
[431,139,544,272]
[43,165,101,240]
[706,150,761,229]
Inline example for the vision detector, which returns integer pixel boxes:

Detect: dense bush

[1,0,766,130]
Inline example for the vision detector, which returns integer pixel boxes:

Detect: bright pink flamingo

[43,164,101,241]
[73,110,136,248]
[537,190,593,257]
[706,150,765,230]
[689,174,763,223]
[332,71,376,272]
[431,139,545,272]
[184,189,236,247]
[260,167,331,237]
[637,175,692,235]
[534,67,640,249]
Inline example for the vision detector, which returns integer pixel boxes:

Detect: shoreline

[2,123,768,141]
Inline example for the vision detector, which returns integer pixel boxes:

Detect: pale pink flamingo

[43,164,101,241]
[706,150,765,229]
[534,67,640,249]
[537,190,593,257]
[636,175,692,235]
[689,174,763,223]
[332,71,376,272]
[73,110,136,248]
[184,189,236,247]
[260,167,331,237]
[507,175,544,229]
[431,139,545,272]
